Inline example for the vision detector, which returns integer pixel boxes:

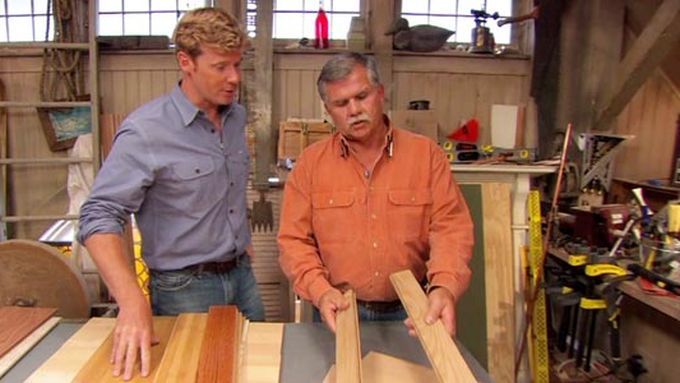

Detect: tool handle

[627,263,680,295]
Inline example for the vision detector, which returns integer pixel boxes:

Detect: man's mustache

[347,114,371,125]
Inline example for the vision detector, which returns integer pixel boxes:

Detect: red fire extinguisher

[315,2,329,49]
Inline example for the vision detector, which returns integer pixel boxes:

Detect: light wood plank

[153,313,208,383]
[389,270,476,383]
[0,307,57,358]
[335,290,362,383]
[481,183,514,383]
[0,316,60,378]
[243,322,284,383]
[26,317,115,383]
[324,351,436,383]
[73,316,176,383]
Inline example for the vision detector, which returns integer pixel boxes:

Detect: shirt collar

[171,83,233,128]
[338,114,394,158]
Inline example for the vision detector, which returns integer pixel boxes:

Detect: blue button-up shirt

[78,85,251,270]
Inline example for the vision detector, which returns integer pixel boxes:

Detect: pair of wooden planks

[329,277,476,383]
[29,306,282,382]
[0,307,59,378]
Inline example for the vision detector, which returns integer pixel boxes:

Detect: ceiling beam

[593,0,680,131]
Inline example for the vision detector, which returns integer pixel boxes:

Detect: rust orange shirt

[278,125,474,306]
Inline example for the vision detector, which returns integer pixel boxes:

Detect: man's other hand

[111,294,158,381]
[317,288,350,333]
[404,286,457,337]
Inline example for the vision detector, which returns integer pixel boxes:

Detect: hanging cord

[39,0,83,101]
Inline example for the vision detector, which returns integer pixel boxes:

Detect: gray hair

[317,52,382,102]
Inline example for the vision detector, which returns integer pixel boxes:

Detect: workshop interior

[0,0,679,382]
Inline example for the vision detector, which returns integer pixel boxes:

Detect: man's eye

[334,100,348,107]
[357,92,368,100]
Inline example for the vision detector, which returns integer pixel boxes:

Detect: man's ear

[177,51,194,73]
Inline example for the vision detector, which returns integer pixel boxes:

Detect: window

[0,0,54,42]
[97,0,210,37]
[272,0,361,40]
[400,0,512,45]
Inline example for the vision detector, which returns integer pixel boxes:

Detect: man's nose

[226,66,240,84]
[347,98,361,115]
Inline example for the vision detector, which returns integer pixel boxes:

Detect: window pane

[99,0,123,13]
[304,0,319,12]
[0,2,5,16]
[329,13,354,39]
[0,18,7,41]
[275,0,304,12]
[331,0,359,13]
[429,15,456,41]
[178,0,207,11]
[458,0,485,15]
[34,0,50,15]
[401,1,428,14]
[151,12,177,37]
[489,23,510,44]
[151,0,177,11]
[124,13,150,35]
[124,0,149,12]
[273,12,303,39]
[402,15,428,27]
[98,14,123,35]
[34,15,54,41]
[455,16,476,43]
[8,16,33,40]
[430,0,454,15]
[7,1,32,15]
[487,0,512,16]
[302,12,315,39]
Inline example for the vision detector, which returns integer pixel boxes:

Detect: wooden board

[196,306,243,383]
[390,270,476,383]
[73,316,176,382]
[324,351,436,383]
[481,183,514,383]
[242,322,284,383]
[0,316,60,378]
[0,307,56,358]
[153,313,208,383]
[335,290,362,383]
[27,317,115,383]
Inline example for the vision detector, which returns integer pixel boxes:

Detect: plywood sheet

[27,317,115,383]
[0,307,56,358]
[390,270,476,383]
[153,313,207,383]
[73,316,176,382]
[324,351,436,383]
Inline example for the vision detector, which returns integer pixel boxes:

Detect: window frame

[0,0,54,43]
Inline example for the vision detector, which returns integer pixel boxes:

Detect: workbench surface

[2,319,491,382]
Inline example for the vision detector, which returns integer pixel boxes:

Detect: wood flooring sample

[196,306,243,383]
[0,307,56,358]
[390,270,477,382]
[153,313,207,382]
[335,290,362,383]
[73,316,176,382]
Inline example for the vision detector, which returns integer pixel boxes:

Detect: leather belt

[185,257,238,274]
[356,299,403,313]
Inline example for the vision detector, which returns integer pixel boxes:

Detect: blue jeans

[149,254,265,321]
[313,304,407,322]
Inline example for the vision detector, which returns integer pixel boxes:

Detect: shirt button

[374,272,379,276]
[229,209,234,214]
[372,242,378,248]
[411,197,416,202]
[235,235,239,240]
[195,168,200,174]
[371,214,377,220]
[230,182,235,186]
[329,199,334,205]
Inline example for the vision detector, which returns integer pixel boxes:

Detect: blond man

[79,8,263,380]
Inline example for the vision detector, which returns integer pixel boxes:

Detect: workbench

[2,319,491,382]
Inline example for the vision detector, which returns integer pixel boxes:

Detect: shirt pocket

[311,191,356,243]
[227,151,250,189]
[169,159,220,210]
[387,189,433,240]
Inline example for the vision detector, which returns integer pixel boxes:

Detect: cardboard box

[389,110,439,143]
[278,119,334,160]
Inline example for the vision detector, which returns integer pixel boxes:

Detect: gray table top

[280,321,493,383]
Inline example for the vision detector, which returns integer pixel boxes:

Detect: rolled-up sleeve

[426,143,474,302]
[277,155,333,307]
[78,120,156,244]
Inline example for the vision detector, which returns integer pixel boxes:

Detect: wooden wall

[613,69,680,181]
